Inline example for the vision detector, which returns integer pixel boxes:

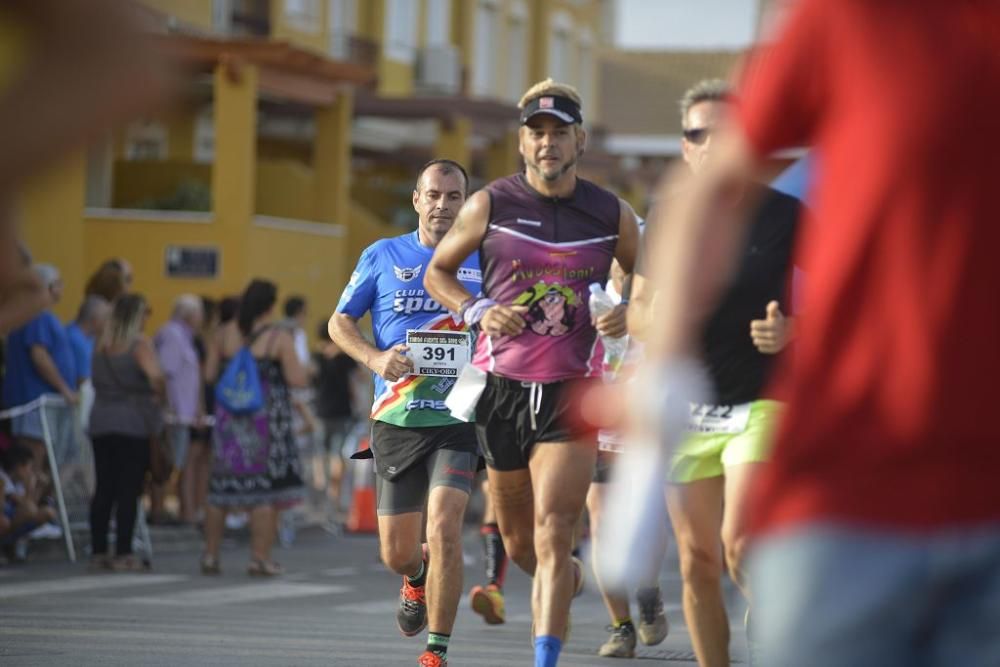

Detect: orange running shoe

[417,650,447,666]
[469,583,506,625]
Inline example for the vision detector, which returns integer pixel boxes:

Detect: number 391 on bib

[405,329,472,377]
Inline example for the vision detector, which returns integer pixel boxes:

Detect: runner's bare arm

[627,274,653,341]
[328,313,413,382]
[614,199,641,275]
[424,190,490,312]
[426,191,527,336]
[595,200,642,338]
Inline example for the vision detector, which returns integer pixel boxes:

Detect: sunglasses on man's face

[683,127,714,145]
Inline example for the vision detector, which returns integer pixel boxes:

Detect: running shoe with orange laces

[398,576,428,636]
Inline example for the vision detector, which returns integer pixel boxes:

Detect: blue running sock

[534,635,562,667]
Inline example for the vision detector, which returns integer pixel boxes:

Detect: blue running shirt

[336,231,481,427]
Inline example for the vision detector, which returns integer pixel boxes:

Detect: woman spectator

[202,280,306,576]
[185,296,219,526]
[84,258,132,303]
[88,294,163,572]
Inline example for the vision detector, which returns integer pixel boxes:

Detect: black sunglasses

[683,127,714,145]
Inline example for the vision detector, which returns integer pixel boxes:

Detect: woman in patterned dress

[201,279,308,576]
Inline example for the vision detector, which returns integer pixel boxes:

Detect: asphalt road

[0,526,748,666]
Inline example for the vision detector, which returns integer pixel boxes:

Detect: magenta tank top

[472,173,620,382]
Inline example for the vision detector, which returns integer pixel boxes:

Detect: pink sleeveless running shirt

[472,173,620,382]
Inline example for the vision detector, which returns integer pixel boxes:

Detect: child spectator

[1,443,58,562]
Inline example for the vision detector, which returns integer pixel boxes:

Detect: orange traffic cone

[346,435,378,534]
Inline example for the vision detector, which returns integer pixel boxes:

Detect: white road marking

[127,582,352,606]
[0,574,186,600]
[329,599,398,614]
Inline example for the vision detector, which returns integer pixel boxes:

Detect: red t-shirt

[740,0,1000,534]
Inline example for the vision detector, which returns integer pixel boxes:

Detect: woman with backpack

[201,279,308,576]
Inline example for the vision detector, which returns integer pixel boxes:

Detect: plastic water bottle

[588,283,628,368]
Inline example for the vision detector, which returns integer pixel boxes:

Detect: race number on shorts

[686,402,751,434]
[406,329,472,377]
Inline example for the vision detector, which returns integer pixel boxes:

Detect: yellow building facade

[11,0,609,335]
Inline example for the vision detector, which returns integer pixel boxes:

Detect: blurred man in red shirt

[631,1,1000,665]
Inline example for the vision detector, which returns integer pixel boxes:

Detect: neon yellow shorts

[669,400,783,484]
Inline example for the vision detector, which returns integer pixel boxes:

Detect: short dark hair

[237,279,278,337]
[1,443,33,472]
[201,296,218,326]
[218,296,240,325]
[284,295,306,319]
[415,159,469,196]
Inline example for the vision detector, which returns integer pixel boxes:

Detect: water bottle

[588,283,628,370]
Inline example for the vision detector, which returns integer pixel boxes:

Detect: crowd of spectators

[0,257,367,570]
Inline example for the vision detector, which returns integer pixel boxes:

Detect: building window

[284,0,321,33]
[472,0,500,97]
[124,121,168,161]
[385,0,419,64]
[548,10,574,82]
[506,2,528,102]
[328,0,357,59]
[212,0,233,34]
[425,0,451,47]
[194,110,215,164]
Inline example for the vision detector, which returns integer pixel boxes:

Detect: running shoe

[469,583,506,625]
[636,587,669,646]
[597,623,637,658]
[417,650,446,667]
[29,522,63,540]
[397,576,428,636]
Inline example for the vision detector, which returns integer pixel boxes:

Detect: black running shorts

[371,421,478,516]
[475,373,592,471]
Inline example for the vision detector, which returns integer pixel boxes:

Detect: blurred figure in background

[279,295,316,545]
[2,264,78,482]
[202,280,307,576]
[283,296,312,368]
[1,443,58,562]
[626,2,1000,666]
[0,237,48,336]
[154,294,204,525]
[630,79,800,667]
[84,259,133,303]
[186,296,219,526]
[88,294,163,572]
[0,0,172,334]
[311,319,360,525]
[467,480,510,627]
[65,295,111,430]
[204,296,248,533]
